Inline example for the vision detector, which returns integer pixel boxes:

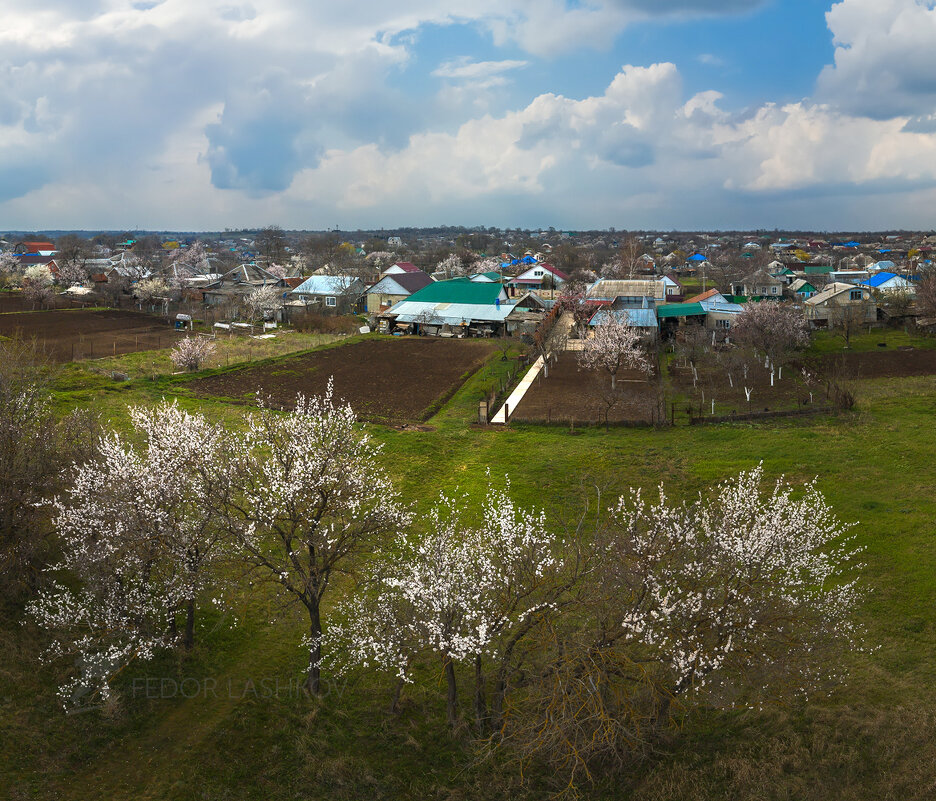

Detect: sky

[2,0,936,232]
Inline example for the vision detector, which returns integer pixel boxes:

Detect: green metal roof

[657,302,706,318]
[804,265,834,275]
[406,278,505,305]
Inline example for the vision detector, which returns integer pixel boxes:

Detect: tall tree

[230,383,408,694]
[29,402,236,706]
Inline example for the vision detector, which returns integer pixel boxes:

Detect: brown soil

[0,309,174,361]
[511,351,661,424]
[822,347,936,379]
[669,347,936,417]
[187,337,497,422]
[0,293,97,313]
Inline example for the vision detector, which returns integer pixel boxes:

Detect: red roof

[21,241,55,252]
[685,288,721,304]
[539,263,568,281]
[391,262,421,273]
[283,276,305,288]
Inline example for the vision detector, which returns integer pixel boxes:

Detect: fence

[68,330,182,361]
[477,358,528,423]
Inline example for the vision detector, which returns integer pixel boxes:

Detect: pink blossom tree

[170,336,216,372]
[578,312,652,388]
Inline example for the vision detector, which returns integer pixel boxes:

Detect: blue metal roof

[589,308,658,328]
[859,271,903,288]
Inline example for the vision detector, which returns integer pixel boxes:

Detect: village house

[731,269,784,297]
[378,278,513,337]
[858,272,916,295]
[786,278,818,300]
[803,282,877,327]
[506,262,568,292]
[289,275,367,315]
[365,271,434,314]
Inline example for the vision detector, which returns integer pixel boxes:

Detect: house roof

[292,275,362,295]
[657,302,707,318]
[19,241,55,252]
[742,269,782,285]
[587,279,666,301]
[804,282,868,306]
[699,300,744,314]
[389,271,433,293]
[387,261,421,273]
[220,263,281,284]
[589,308,658,328]
[368,272,433,296]
[15,254,56,266]
[788,278,816,293]
[405,278,506,306]
[859,271,910,288]
[685,288,723,304]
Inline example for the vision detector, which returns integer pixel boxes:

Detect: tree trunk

[183,597,195,650]
[444,656,458,729]
[305,600,323,695]
[389,677,404,715]
[474,654,488,733]
[611,372,616,390]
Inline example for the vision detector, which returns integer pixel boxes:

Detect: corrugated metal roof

[292,275,360,295]
[405,278,505,305]
[589,308,658,328]
[699,300,744,314]
[587,279,666,301]
[657,302,706,318]
[388,300,513,325]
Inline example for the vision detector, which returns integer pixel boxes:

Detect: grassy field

[5,331,936,799]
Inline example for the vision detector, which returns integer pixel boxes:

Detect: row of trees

[22,378,865,789]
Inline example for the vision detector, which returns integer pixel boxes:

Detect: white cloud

[433,57,528,83]
[1,1,936,230]
[817,0,936,119]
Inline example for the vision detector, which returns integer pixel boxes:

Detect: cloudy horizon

[2,0,935,231]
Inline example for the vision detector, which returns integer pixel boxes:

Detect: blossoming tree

[607,463,863,701]
[731,300,809,385]
[243,284,282,322]
[577,312,652,388]
[324,478,571,731]
[230,382,409,694]
[170,336,216,372]
[29,402,236,707]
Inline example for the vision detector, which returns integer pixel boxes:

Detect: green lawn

[6,333,936,799]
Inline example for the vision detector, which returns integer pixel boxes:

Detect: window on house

[849,290,862,301]
[534,270,543,276]
[325,296,337,307]
[716,319,731,329]
[771,286,778,294]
